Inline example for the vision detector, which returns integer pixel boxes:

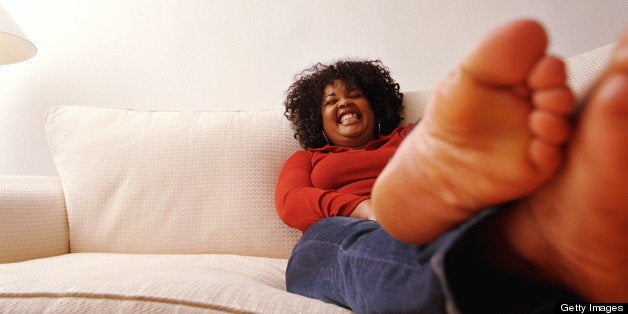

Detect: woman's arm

[275,151,369,232]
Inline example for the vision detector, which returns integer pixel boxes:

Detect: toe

[610,29,628,72]
[529,139,563,176]
[589,74,628,116]
[529,110,571,144]
[462,19,548,85]
[533,87,575,114]
[583,74,628,155]
[528,56,567,89]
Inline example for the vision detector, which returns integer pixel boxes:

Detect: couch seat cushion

[0,253,349,313]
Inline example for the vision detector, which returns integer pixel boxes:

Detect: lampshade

[0,5,36,65]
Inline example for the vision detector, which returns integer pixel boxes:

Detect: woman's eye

[325,99,338,105]
[350,93,362,98]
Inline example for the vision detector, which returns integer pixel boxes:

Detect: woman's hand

[349,199,378,221]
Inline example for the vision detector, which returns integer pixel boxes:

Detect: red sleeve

[275,150,369,232]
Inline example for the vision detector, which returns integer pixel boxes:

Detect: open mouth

[338,111,361,125]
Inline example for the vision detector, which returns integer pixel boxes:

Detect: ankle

[444,205,581,311]
[470,202,566,286]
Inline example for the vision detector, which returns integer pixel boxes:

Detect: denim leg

[287,210,579,314]
[286,216,459,313]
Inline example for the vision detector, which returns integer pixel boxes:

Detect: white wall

[1,0,626,175]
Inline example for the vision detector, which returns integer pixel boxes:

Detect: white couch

[0,44,613,313]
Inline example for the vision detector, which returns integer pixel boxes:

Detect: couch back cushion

[45,108,304,258]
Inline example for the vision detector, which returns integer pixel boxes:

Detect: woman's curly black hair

[284,59,404,149]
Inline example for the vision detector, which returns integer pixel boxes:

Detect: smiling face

[321,80,377,148]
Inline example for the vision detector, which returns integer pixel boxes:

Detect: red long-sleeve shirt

[275,124,414,232]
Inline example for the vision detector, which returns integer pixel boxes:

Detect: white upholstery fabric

[45,108,303,258]
[566,43,615,101]
[400,88,431,124]
[0,253,350,313]
[0,176,69,263]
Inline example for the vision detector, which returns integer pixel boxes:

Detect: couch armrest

[0,176,69,263]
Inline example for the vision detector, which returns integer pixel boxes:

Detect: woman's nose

[338,97,353,108]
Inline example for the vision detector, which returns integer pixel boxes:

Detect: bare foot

[499,30,628,301]
[373,19,574,243]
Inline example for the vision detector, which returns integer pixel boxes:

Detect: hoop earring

[322,130,330,144]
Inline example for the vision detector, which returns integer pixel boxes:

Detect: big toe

[578,30,628,167]
[463,19,548,85]
[578,74,628,174]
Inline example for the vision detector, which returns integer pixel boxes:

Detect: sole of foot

[373,19,573,244]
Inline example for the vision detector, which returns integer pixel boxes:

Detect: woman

[275,19,627,313]
[276,59,408,232]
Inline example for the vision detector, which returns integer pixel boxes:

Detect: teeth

[340,113,359,124]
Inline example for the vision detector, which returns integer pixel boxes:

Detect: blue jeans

[286,209,578,313]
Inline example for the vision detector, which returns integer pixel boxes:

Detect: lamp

[0,5,36,65]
